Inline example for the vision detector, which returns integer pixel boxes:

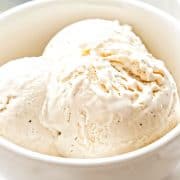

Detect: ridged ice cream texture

[42,19,180,157]
[0,19,179,158]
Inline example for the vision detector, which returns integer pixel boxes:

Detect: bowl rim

[0,0,180,167]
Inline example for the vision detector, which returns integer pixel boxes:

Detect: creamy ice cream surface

[41,19,180,158]
[0,57,58,155]
[0,19,179,158]
[43,19,148,61]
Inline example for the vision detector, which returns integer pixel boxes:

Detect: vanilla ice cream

[43,19,148,61]
[40,19,180,158]
[0,57,58,155]
[0,19,179,158]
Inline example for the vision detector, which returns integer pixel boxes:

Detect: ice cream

[0,19,179,158]
[40,19,180,158]
[43,19,148,61]
[0,57,58,155]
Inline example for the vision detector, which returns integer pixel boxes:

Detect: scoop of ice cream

[43,19,148,61]
[40,19,180,158]
[0,57,58,155]
[40,54,179,158]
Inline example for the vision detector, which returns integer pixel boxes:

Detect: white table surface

[0,0,179,180]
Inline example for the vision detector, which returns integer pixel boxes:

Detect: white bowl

[0,0,180,180]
